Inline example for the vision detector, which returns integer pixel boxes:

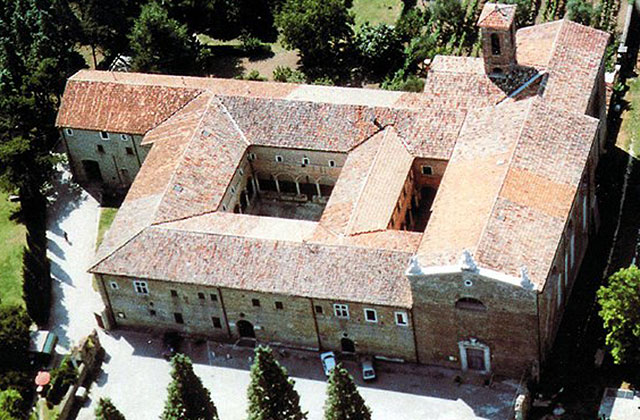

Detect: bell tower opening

[477,3,517,77]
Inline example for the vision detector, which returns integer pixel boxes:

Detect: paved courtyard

[47,170,520,419]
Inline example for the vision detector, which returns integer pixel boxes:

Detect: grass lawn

[0,191,26,308]
[351,0,404,27]
[617,77,640,157]
[96,207,118,249]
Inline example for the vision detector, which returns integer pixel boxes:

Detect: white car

[320,351,336,376]
[361,358,376,381]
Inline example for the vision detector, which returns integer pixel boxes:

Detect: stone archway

[237,320,255,339]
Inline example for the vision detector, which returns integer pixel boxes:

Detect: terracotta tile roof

[516,21,563,68]
[477,3,516,29]
[92,227,414,308]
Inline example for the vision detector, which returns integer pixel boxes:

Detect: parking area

[77,330,520,420]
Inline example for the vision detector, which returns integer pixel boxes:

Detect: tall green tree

[597,265,640,365]
[566,0,595,26]
[355,23,405,78]
[129,1,202,75]
[0,388,23,420]
[161,354,219,420]
[247,346,306,420]
[276,0,354,78]
[0,306,31,369]
[324,365,370,420]
[95,397,127,420]
[75,0,132,67]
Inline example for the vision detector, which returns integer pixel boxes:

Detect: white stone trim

[458,338,491,373]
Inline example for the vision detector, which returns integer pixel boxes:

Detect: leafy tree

[395,8,427,42]
[501,0,534,27]
[0,388,23,420]
[597,265,640,365]
[356,23,405,78]
[161,353,219,420]
[75,0,132,67]
[276,0,354,78]
[95,397,126,420]
[566,0,595,26]
[22,243,52,326]
[428,0,466,44]
[324,365,370,420]
[129,1,202,75]
[247,346,306,420]
[0,306,31,369]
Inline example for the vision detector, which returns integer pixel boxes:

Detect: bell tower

[477,3,517,77]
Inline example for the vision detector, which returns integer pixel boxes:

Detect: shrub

[0,306,31,369]
[566,0,595,26]
[22,244,51,326]
[395,8,426,42]
[381,69,425,92]
[47,356,78,405]
[241,33,272,56]
[273,66,306,83]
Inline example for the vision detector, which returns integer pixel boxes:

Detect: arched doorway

[237,320,255,339]
[341,338,355,353]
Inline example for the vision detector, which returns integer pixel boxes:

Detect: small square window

[210,294,218,302]
[252,298,260,307]
[133,280,149,295]
[333,303,349,319]
[230,186,236,194]
[222,204,227,211]
[275,155,284,163]
[109,281,119,290]
[126,147,134,155]
[328,160,336,168]
[170,289,178,297]
[248,152,256,161]
[212,317,222,328]
[117,312,126,319]
[198,292,205,300]
[100,131,110,140]
[97,145,105,153]
[275,301,284,310]
[421,165,433,176]
[149,309,157,317]
[120,134,128,141]
[302,157,310,165]
[395,311,408,326]
[364,308,378,323]
[65,128,74,136]
[239,168,244,176]
[174,313,184,324]
[315,305,323,314]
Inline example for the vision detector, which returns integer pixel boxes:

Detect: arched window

[455,297,487,312]
[491,33,501,55]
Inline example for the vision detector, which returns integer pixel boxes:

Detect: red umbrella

[34,371,51,386]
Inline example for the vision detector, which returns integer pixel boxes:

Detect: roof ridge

[216,95,251,146]
[89,227,148,272]
[142,90,206,142]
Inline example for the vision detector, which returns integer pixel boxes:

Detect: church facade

[56,4,609,377]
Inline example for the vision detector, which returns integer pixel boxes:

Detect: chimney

[477,3,518,78]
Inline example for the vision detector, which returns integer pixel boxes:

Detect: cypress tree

[324,365,371,420]
[247,346,306,420]
[95,397,126,420]
[161,353,219,420]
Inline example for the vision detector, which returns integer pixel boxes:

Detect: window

[100,131,110,140]
[395,311,408,326]
[252,298,261,307]
[328,160,336,168]
[314,305,323,314]
[564,252,569,287]
[120,134,128,141]
[97,144,105,153]
[65,128,74,136]
[556,268,563,309]
[109,281,119,290]
[275,155,284,163]
[275,301,284,310]
[117,312,126,319]
[302,157,310,165]
[170,289,178,297]
[212,317,222,328]
[421,165,433,176]
[222,205,227,211]
[364,308,378,323]
[582,195,588,231]
[248,152,256,161]
[491,33,501,55]
[230,186,236,194]
[455,297,487,312]
[126,147,134,155]
[149,310,157,317]
[333,303,349,319]
[239,168,244,176]
[210,293,218,302]
[174,313,184,324]
[198,292,205,300]
[133,280,149,295]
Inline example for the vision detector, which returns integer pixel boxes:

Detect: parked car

[320,351,336,376]
[361,357,376,381]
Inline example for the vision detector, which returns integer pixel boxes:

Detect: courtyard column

[315,182,321,197]
[255,177,261,192]
[244,191,251,206]
[275,178,281,193]
[295,181,301,196]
